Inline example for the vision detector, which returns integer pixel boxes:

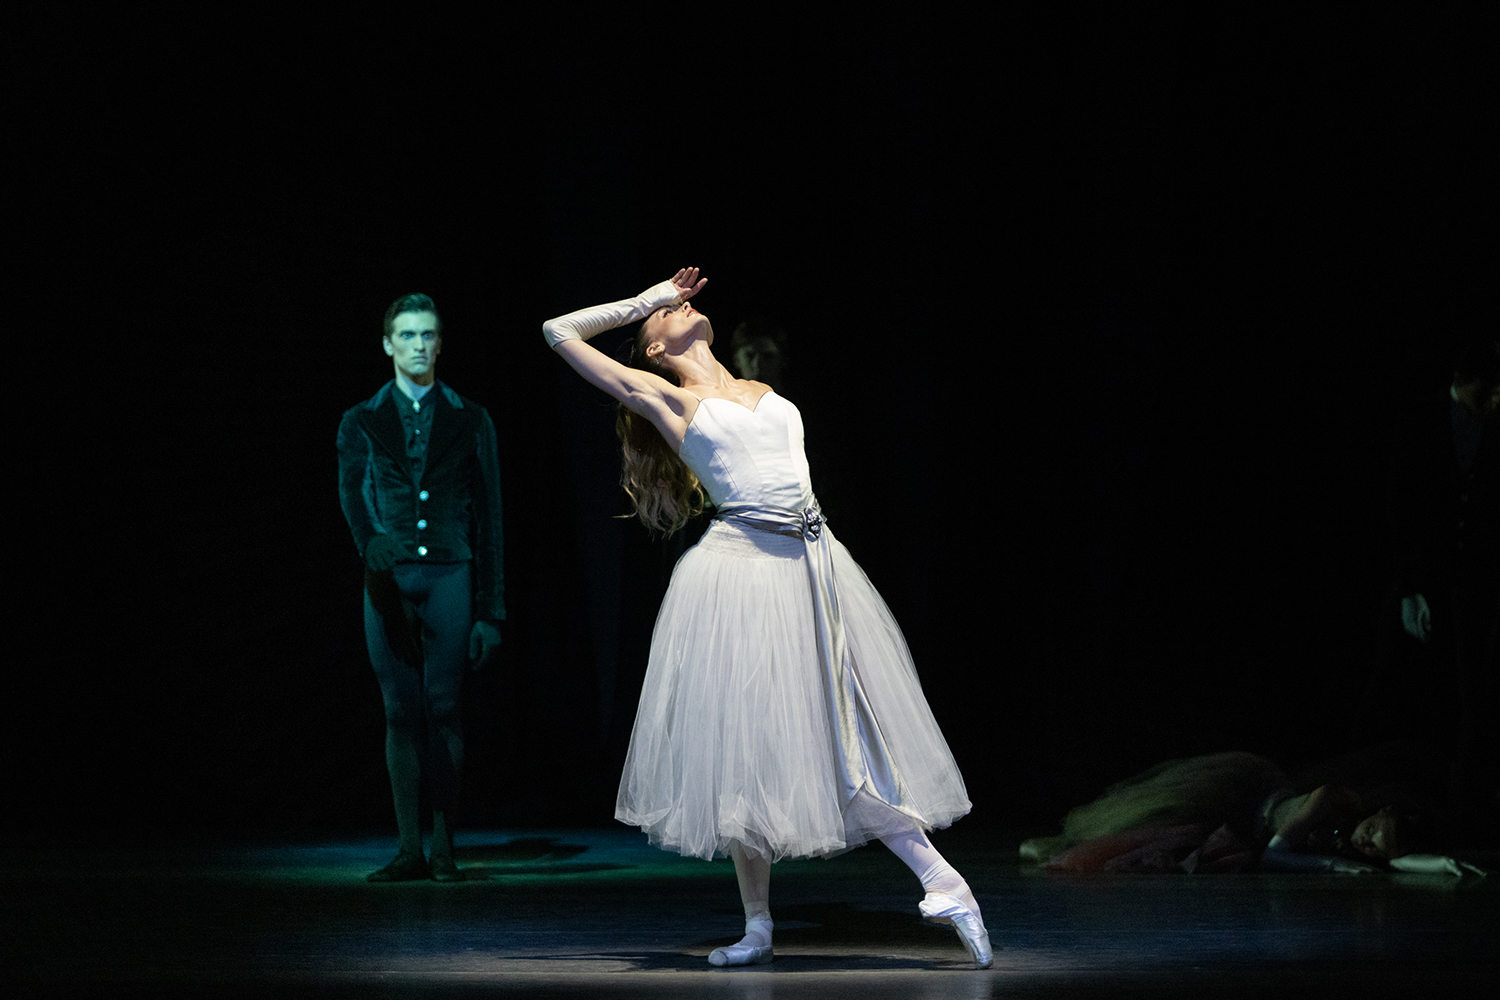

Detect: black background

[10,6,1493,844]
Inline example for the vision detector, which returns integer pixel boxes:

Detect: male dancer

[1387,337,1498,840]
[338,294,505,881]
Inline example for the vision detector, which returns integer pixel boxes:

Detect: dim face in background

[734,337,784,383]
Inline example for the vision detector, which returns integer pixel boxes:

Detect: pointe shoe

[919,892,993,969]
[366,850,430,882]
[707,917,774,967]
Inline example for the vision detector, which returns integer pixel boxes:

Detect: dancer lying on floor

[1020,746,1485,876]
[543,267,990,968]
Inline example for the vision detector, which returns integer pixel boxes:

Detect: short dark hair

[1453,336,1500,389]
[383,294,441,340]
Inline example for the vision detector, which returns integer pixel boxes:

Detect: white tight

[725,828,982,944]
[880,828,983,924]
[727,841,773,946]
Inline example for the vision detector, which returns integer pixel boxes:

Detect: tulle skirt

[615,519,971,861]
[1057,752,1286,843]
[1019,752,1288,867]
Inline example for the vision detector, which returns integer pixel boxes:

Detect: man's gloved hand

[1400,593,1431,643]
[365,535,406,572]
[364,568,423,668]
[469,620,502,669]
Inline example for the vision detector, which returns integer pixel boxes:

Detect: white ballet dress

[614,390,971,861]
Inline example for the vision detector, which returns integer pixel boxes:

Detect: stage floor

[3,827,1495,997]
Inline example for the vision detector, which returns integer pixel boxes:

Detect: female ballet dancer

[543,267,990,969]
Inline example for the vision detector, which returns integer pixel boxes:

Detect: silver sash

[715,499,917,821]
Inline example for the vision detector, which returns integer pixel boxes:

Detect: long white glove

[1389,854,1488,877]
[1262,836,1376,874]
[542,281,680,348]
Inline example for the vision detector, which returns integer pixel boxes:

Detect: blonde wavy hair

[615,320,705,535]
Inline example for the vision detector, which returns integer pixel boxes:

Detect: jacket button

[419,490,430,501]
[417,546,429,557]
[417,519,427,530]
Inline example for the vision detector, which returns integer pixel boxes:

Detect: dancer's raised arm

[543,268,708,447]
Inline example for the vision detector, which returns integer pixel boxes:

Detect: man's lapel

[424,384,473,475]
[359,383,411,476]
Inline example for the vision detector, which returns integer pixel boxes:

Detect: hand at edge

[670,266,707,301]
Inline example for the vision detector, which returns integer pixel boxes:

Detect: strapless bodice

[678,392,814,509]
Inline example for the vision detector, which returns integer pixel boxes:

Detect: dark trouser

[363,560,472,854]
[1450,584,1499,836]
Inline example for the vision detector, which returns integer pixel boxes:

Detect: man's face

[384,310,441,382]
[1454,376,1500,418]
[734,337,783,382]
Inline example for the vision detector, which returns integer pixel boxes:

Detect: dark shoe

[429,853,462,882]
[366,851,430,882]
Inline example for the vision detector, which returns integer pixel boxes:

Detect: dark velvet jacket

[1388,391,1498,595]
[337,381,505,622]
